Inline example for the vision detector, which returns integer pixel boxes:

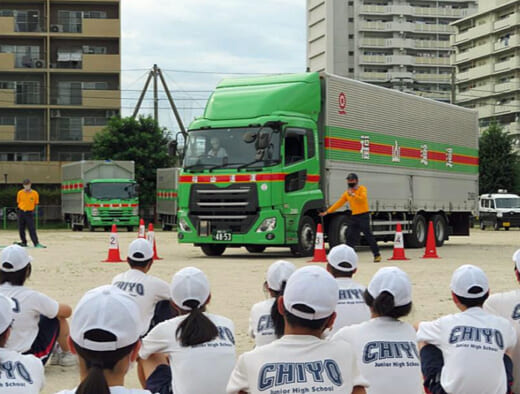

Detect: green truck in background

[174,72,479,256]
[61,160,140,231]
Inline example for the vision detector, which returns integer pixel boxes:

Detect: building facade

[307,0,477,102]
[0,0,120,183]
[452,0,519,140]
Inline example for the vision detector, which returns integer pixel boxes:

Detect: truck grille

[99,210,133,217]
[188,183,258,234]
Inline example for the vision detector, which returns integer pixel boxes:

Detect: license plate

[213,231,232,241]
[503,222,511,227]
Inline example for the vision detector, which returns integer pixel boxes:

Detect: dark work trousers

[346,212,380,257]
[18,210,39,246]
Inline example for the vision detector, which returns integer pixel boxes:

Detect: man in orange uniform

[320,173,381,262]
[16,179,45,248]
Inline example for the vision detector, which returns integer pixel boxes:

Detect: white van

[479,191,520,230]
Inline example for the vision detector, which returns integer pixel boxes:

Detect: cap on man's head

[0,245,32,272]
[513,249,520,272]
[22,179,30,185]
[170,267,210,310]
[327,244,358,272]
[127,239,153,262]
[0,295,14,335]
[283,266,338,320]
[266,260,296,292]
[450,264,489,299]
[71,285,141,351]
[368,267,412,307]
[346,173,358,181]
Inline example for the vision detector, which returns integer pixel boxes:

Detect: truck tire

[127,226,134,232]
[201,244,226,256]
[245,245,266,253]
[480,221,486,230]
[327,215,349,248]
[290,215,316,257]
[494,221,500,231]
[405,214,427,248]
[432,214,447,247]
[162,225,173,231]
[85,218,94,232]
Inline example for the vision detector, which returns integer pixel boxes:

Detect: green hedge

[0,185,61,208]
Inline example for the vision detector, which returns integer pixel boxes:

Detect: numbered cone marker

[146,222,162,260]
[103,224,125,263]
[138,218,146,239]
[309,223,327,263]
[388,222,409,261]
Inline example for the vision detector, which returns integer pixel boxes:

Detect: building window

[348,18,354,22]
[51,117,82,141]
[84,117,108,126]
[348,68,354,73]
[82,82,108,90]
[0,116,15,125]
[348,34,354,39]
[0,45,41,68]
[82,11,107,19]
[15,116,44,140]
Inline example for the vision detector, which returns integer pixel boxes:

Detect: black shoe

[14,242,27,247]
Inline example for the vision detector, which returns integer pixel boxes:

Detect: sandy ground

[0,228,519,393]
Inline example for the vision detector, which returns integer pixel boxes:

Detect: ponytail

[270,281,287,338]
[73,329,136,394]
[363,290,412,319]
[175,300,218,347]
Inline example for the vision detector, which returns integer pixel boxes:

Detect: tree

[92,116,173,208]
[479,122,518,195]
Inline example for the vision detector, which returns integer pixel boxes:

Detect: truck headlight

[497,212,503,218]
[132,206,139,216]
[256,217,277,232]
[91,207,99,217]
[179,218,192,232]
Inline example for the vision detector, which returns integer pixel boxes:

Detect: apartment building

[0,0,120,183]
[452,0,519,140]
[307,0,477,102]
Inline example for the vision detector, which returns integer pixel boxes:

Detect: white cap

[283,266,338,320]
[266,260,296,291]
[513,249,520,271]
[71,285,141,352]
[327,244,358,272]
[450,264,489,299]
[128,239,153,262]
[368,267,412,307]
[171,267,210,310]
[0,245,32,272]
[0,295,13,334]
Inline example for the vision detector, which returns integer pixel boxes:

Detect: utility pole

[132,64,186,137]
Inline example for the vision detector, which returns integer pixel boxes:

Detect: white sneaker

[48,351,61,365]
[58,352,77,367]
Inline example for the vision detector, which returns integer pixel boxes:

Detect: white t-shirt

[417,306,517,394]
[330,278,370,336]
[226,334,369,394]
[112,269,170,335]
[333,317,422,394]
[140,312,236,394]
[485,289,520,394]
[249,298,277,347]
[56,387,151,394]
[0,348,44,393]
[0,283,59,353]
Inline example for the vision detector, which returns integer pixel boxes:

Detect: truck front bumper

[90,216,140,227]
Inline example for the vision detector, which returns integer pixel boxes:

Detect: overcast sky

[120,0,307,134]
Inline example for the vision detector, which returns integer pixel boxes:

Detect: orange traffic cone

[389,222,409,261]
[423,221,440,259]
[309,223,327,263]
[146,223,162,260]
[138,218,145,239]
[102,224,125,263]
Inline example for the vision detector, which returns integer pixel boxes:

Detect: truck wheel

[505,227,510,231]
[104,226,110,232]
[245,245,266,253]
[480,221,486,230]
[290,215,316,257]
[494,221,500,231]
[127,226,134,232]
[201,244,226,256]
[328,215,349,248]
[85,218,94,232]
[405,214,427,248]
[432,214,447,247]
[162,225,173,231]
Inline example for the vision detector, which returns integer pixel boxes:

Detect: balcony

[388,71,415,82]
[495,100,520,115]
[495,35,520,51]
[0,125,15,141]
[415,73,451,83]
[413,23,454,34]
[416,91,450,100]
[0,53,15,70]
[504,122,520,135]
[82,89,120,108]
[494,13,520,31]
[477,105,495,118]
[495,79,520,93]
[457,64,494,81]
[457,85,494,102]
[359,72,388,81]
[360,38,386,47]
[359,55,386,64]
[359,4,474,18]
[414,40,450,50]
[0,16,45,34]
[494,57,520,72]
[415,57,451,65]
[83,18,119,37]
[455,42,494,63]
[0,89,15,106]
[359,21,388,31]
[454,22,493,43]
[82,125,104,142]
[83,54,119,72]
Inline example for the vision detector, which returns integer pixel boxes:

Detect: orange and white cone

[423,221,440,259]
[138,218,146,239]
[102,224,125,263]
[309,223,327,263]
[146,223,162,260]
[388,222,409,261]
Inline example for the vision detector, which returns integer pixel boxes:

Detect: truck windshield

[495,198,520,209]
[183,127,280,170]
[89,183,137,200]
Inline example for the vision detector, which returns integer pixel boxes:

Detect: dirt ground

[0,228,519,393]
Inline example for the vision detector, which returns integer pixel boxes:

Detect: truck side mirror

[168,140,178,157]
[84,185,90,196]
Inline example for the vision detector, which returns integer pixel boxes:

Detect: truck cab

[479,191,520,231]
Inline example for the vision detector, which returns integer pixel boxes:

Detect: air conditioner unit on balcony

[51,109,61,118]
[32,59,45,68]
[50,24,63,33]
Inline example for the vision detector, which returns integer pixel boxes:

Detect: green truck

[174,72,479,256]
[61,160,139,231]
